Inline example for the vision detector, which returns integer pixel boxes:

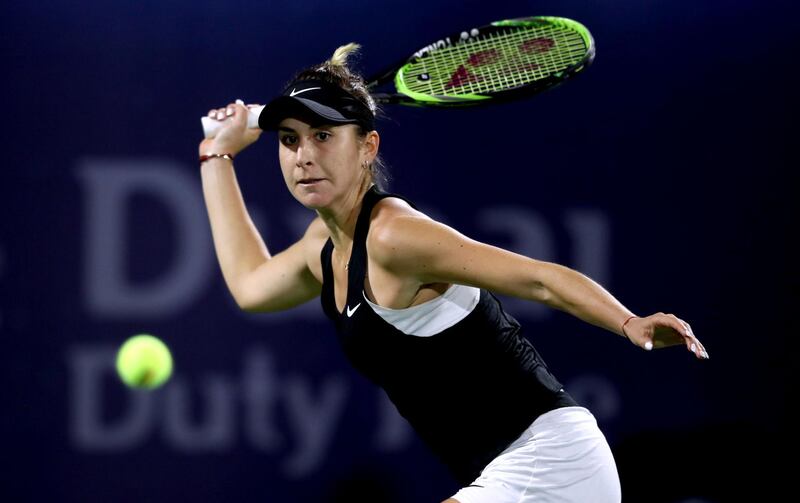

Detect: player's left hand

[624,313,709,360]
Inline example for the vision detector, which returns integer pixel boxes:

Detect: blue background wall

[1,1,795,502]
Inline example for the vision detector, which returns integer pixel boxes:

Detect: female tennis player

[198,43,708,503]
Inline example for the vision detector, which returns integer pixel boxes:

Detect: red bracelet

[199,153,234,163]
[621,315,638,339]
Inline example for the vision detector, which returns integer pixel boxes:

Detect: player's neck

[317,179,371,252]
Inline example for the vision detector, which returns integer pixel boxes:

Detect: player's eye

[315,131,332,141]
[280,135,297,146]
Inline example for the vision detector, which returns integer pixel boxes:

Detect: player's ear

[362,129,380,159]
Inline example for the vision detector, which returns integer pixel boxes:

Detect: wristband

[621,315,637,339]
[199,153,234,163]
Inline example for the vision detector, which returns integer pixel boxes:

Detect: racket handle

[201,104,265,139]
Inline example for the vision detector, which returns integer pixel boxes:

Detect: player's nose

[294,141,315,167]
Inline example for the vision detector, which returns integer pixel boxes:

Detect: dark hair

[287,43,390,189]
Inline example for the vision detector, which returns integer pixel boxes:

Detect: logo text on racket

[413,28,481,58]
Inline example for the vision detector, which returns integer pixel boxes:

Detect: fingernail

[691,343,697,352]
[644,341,653,351]
[703,351,710,359]
[216,111,225,120]
[235,99,245,105]
[226,107,234,116]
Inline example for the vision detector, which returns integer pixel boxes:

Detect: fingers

[639,312,710,360]
[207,101,252,122]
[207,104,236,121]
[206,107,228,121]
[691,336,709,360]
[663,313,709,360]
[202,100,262,155]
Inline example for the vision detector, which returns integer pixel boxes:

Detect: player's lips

[297,177,325,186]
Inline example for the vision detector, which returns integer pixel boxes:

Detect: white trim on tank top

[362,284,480,337]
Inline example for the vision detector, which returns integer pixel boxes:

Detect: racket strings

[401,24,588,97]
[464,26,584,94]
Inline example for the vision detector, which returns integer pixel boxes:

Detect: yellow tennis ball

[116,334,173,389]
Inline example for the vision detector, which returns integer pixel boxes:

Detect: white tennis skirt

[451,406,621,503]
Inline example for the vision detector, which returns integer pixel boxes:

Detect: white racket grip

[201,104,265,139]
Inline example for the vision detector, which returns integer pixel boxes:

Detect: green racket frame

[368,16,595,107]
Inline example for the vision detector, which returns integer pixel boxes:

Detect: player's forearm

[201,158,271,290]
[539,263,633,337]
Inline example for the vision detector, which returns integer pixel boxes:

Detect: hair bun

[329,43,361,68]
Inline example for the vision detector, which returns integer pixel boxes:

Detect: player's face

[277,118,373,210]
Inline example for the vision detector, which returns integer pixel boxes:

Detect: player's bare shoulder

[367,196,432,265]
[301,216,330,282]
[370,196,429,232]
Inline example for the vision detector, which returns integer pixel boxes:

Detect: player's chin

[292,183,332,209]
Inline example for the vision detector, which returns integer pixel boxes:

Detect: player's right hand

[199,101,262,158]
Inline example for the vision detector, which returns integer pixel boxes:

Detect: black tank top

[320,186,576,483]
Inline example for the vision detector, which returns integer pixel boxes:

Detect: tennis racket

[366,15,595,107]
[201,16,594,137]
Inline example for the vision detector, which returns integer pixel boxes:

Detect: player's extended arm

[370,205,708,359]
